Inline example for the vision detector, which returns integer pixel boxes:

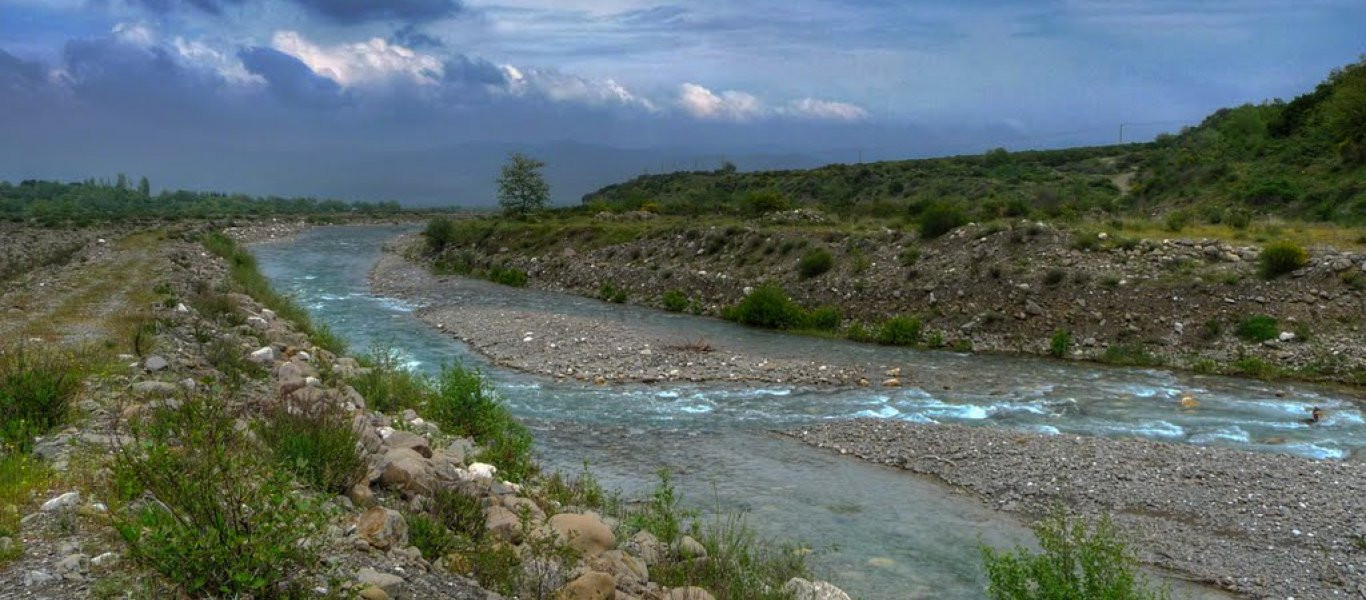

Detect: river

[253,225,1362,599]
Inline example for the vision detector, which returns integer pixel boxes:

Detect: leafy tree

[497,153,550,217]
[138,176,151,197]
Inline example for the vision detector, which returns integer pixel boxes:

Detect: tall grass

[349,349,432,414]
[427,364,536,482]
[256,403,366,494]
[0,346,88,453]
[112,393,324,598]
[200,232,346,354]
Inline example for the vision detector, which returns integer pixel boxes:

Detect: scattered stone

[675,535,707,560]
[23,570,57,587]
[356,567,405,598]
[663,587,716,600]
[54,553,89,578]
[248,346,280,364]
[557,571,615,600]
[90,552,121,569]
[783,578,852,600]
[131,380,181,397]
[484,505,522,543]
[357,506,408,551]
[143,355,169,372]
[41,491,80,512]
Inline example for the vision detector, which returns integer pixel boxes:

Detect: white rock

[23,570,57,586]
[468,462,498,480]
[1278,331,1296,342]
[174,303,190,313]
[41,491,81,512]
[248,346,279,364]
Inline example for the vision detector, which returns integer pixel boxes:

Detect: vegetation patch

[426,364,536,483]
[796,248,834,278]
[256,403,366,495]
[981,509,1170,600]
[661,289,689,312]
[877,316,922,346]
[1235,315,1280,342]
[0,346,89,453]
[1258,242,1309,278]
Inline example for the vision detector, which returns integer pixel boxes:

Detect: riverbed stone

[556,571,615,600]
[663,587,715,600]
[550,513,616,558]
[357,507,408,551]
[783,578,852,600]
[356,567,404,598]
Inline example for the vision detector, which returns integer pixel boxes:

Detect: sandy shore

[787,420,1366,599]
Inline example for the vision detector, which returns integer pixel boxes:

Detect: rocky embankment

[788,420,1366,600]
[418,218,1365,383]
[2,226,847,600]
[373,253,918,386]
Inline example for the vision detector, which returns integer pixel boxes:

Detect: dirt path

[0,231,170,349]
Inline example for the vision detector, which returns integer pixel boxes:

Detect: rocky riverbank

[372,251,918,386]
[412,216,1366,384]
[787,420,1366,600]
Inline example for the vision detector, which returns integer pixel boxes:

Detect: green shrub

[1048,330,1071,358]
[349,349,431,414]
[1100,345,1163,367]
[919,203,968,239]
[113,395,323,598]
[877,316,922,346]
[1258,242,1308,278]
[1163,210,1192,232]
[598,282,627,303]
[0,347,85,453]
[899,245,921,265]
[543,464,617,514]
[488,265,528,287]
[256,404,365,494]
[629,471,809,600]
[425,217,457,253]
[427,364,536,482]
[661,290,689,312]
[1235,315,1279,342]
[981,509,1170,600]
[797,249,834,278]
[805,306,841,331]
[430,487,488,541]
[1231,356,1281,379]
[845,321,874,343]
[743,189,790,215]
[1225,208,1253,229]
[723,284,807,330]
[0,454,49,550]
[1042,268,1067,287]
[406,512,461,560]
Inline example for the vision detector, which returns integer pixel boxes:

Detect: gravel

[787,420,1366,599]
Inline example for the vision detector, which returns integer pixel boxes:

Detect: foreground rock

[788,420,1366,599]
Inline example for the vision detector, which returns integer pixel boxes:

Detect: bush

[899,245,921,265]
[805,306,841,331]
[598,282,628,303]
[1048,330,1071,358]
[1042,268,1067,287]
[661,290,689,312]
[743,189,790,215]
[0,347,85,453]
[797,249,834,278]
[1235,315,1279,342]
[0,454,49,550]
[1163,210,1192,232]
[981,508,1170,600]
[877,316,922,346]
[919,203,967,239]
[427,364,536,482]
[487,265,529,287]
[113,395,323,598]
[256,404,365,494]
[349,349,431,414]
[723,284,807,330]
[1258,242,1308,278]
[1100,345,1163,367]
[425,217,457,253]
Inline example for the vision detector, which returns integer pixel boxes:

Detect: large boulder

[378,448,434,495]
[549,513,616,558]
[783,578,853,600]
[357,507,408,551]
[589,550,648,587]
[663,587,715,600]
[357,567,405,598]
[484,505,522,543]
[381,430,432,458]
[624,530,663,565]
[556,571,615,600]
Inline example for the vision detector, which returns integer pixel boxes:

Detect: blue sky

[1,0,1363,203]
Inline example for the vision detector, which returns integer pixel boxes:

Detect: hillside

[583,59,1366,226]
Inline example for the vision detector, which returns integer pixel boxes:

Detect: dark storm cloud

[60,36,227,116]
[0,49,47,92]
[126,0,463,24]
[238,46,348,107]
[292,0,463,25]
[441,55,505,87]
[390,24,445,49]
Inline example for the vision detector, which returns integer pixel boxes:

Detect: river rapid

[253,225,1362,599]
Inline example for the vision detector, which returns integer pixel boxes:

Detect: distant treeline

[0,177,405,226]
[583,58,1366,225]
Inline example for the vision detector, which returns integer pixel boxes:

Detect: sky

[1,0,1363,204]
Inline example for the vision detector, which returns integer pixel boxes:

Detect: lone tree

[496,153,549,217]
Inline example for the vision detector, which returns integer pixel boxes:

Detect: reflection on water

[254,225,1359,599]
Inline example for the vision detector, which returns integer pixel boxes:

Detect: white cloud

[271,31,442,87]
[501,65,656,110]
[677,82,764,121]
[173,37,264,86]
[781,97,868,121]
[677,83,867,122]
[112,22,156,46]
